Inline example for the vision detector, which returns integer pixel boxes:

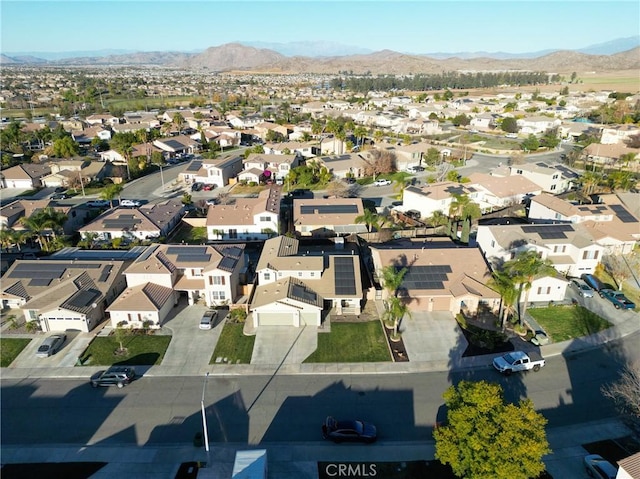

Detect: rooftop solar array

[403,265,452,291]
[185,160,202,172]
[610,204,638,223]
[444,185,472,195]
[291,283,318,305]
[166,246,208,255]
[299,204,359,215]
[9,263,100,279]
[29,278,53,287]
[218,256,238,272]
[521,224,575,240]
[102,218,142,229]
[176,254,211,263]
[554,164,579,179]
[577,205,608,213]
[65,289,101,310]
[334,257,356,295]
[99,265,113,282]
[223,246,244,258]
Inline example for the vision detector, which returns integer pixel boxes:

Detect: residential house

[0,259,128,332]
[293,198,367,237]
[370,238,500,315]
[207,186,281,240]
[71,126,112,144]
[106,243,246,327]
[516,116,562,135]
[253,122,290,142]
[506,162,578,194]
[184,156,244,187]
[301,101,326,117]
[227,113,263,129]
[476,222,605,277]
[528,193,640,254]
[153,135,200,157]
[85,114,119,126]
[470,113,498,130]
[0,163,51,189]
[583,143,640,167]
[600,124,640,145]
[250,235,363,327]
[0,199,85,236]
[467,173,542,210]
[263,141,316,158]
[402,182,480,220]
[238,153,300,184]
[314,154,365,179]
[396,117,442,135]
[78,199,184,242]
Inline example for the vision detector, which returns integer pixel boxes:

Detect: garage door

[432,297,452,311]
[300,312,319,327]
[256,312,294,326]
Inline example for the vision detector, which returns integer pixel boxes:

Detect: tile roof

[106,282,174,312]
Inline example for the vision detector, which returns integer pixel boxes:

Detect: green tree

[100,183,124,207]
[355,209,381,233]
[451,114,470,127]
[434,380,549,479]
[19,208,67,252]
[488,269,519,327]
[445,170,460,182]
[504,250,555,324]
[52,136,79,158]
[424,147,441,166]
[428,210,449,234]
[521,134,540,151]
[500,117,518,133]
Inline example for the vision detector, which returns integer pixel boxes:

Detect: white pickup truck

[492,351,545,375]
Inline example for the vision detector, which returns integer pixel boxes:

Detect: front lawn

[528,306,612,342]
[169,224,208,244]
[78,334,171,366]
[210,322,255,364]
[0,338,31,367]
[304,321,390,363]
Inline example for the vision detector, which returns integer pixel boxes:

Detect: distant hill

[2,41,639,74]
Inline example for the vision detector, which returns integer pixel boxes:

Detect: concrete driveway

[400,311,468,368]
[251,325,318,365]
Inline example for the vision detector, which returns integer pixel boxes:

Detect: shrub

[228,308,247,323]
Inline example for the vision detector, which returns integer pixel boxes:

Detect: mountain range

[1,38,639,74]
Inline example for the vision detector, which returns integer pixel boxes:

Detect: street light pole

[201,372,210,454]
[159,164,165,190]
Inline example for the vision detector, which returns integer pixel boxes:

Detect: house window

[259,216,270,222]
[537,287,551,295]
[298,272,302,277]
[192,269,203,277]
[229,229,237,239]
[490,240,495,248]
[211,291,226,300]
[213,276,226,285]
[553,245,567,253]
[555,213,562,220]
[552,174,559,179]
[550,185,557,190]
[516,170,523,175]
[582,250,599,260]
[264,273,270,281]
[310,272,315,277]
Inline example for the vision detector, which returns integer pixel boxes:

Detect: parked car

[600,289,636,309]
[373,179,392,186]
[493,351,545,375]
[203,183,216,191]
[530,330,550,346]
[191,182,204,192]
[120,199,141,207]
[580,274,609,295]
[405,210,422,221]
[86,199,110,208]
[406,166,425,173]
[570,278,594,298]
[322,416,377,444]
[36,333,67,358]
[343,177,356,184]
[51,192,71,200]
[583,454,617,479]
[205,198,217,206]
[199,310,218,330]
[90,366,136,388]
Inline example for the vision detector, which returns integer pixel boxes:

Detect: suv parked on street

[90,366,136,388]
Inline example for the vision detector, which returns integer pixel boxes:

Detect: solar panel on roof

[299,204,359,215]
[218,256,238,272]
[66,290,100,309]
[166,246,208,255]
[291,284,318,304]
[334,257,356,295]
[539,232,567,239]
[610,204,638,223]
[176,254,211,263]
[99,265,113,282]
[403,265,452,290]
[29,278,52,287]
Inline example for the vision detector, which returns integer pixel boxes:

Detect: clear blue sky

[1,1,639,54]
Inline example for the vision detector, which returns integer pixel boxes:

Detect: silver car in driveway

[36,333,67,358]
[571,278,594,298]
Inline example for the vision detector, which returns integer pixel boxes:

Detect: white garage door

[300,312,319,326]
[257,312,294,326]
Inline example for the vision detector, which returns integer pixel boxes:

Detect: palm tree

[504,250,555,325]
[429,210,449,235]
[39,208,68,241]
[355,209,380,233]
[487,270,519,328]
[19,213,53,252]
[101,183,124,207]
[579,171,602,196]
[0,228,16,252]
[382,295,412,339]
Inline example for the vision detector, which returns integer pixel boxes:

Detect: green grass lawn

[304,321,390,363]
[0,338,31,367]
[210,322,255,364]
[79,334,171,366]
[528,306,612,342]
[169,224,208,244]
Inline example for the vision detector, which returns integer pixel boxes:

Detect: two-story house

[528,193,640,255]
[402,182,480,219]
[293,198,367,237]
[506,162,578,194]
[107,243,246,328]
[516,116,562,135]
[181,156,244,187]
[206,186,281,240]
[0,163,51,189]
[476,222,605,277]
[238,153,300,184]
[250,236,363,327]
[467,173,542,210]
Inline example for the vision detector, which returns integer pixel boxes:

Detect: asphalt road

[2,331,638,447]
